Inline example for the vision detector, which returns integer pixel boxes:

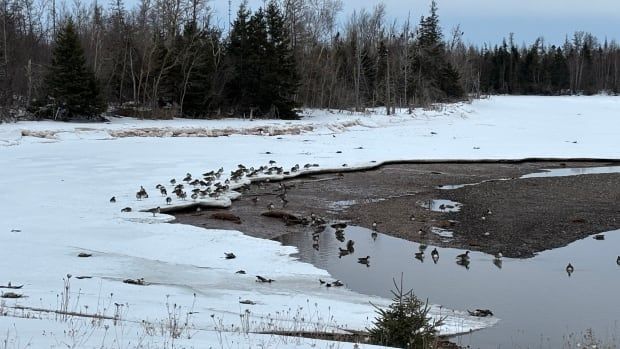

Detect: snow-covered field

[0,96,618,348]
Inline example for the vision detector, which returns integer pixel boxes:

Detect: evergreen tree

[264,0,299,119]
[43,19,106,119]
[409,1,463,104]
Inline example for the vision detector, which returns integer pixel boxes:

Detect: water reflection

[275,225,620,348]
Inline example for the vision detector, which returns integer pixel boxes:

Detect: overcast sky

[209,0,620,46]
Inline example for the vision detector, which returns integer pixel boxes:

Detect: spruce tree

[44,19,106,119]
[264,0,299,119]
[409,1,463,103]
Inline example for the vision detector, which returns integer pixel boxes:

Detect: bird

[456,251,470,261]
[371,231,378,240]
[617,256,620,266]
[267,202,275,211]
[494,252,503,260]
[566,263,574,275]
[332,280,344,287]
[170,179,176,185]
[346,239,355,252]
[121,207,132,212]
[319,279,326,285]
[225,252,236,259]
[431,248,439,259]
[152,206,160,217]
[166,197,172,205]
[251,196,259,205]
[357,256,370,265]
[414,251,424,262]
[109,196,116,203]
[372,221,378,230]
[235,270,246,274]
[160,187,167,196]
[256,275,274,283]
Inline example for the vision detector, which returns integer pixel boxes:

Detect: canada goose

[457,251,470,261]
[251,196,259,204]
[152,206,160,217]
[166,197,172,205]
[225,252,236,259]
[319,279,326,284]
[191,193,198,201]
[566,263,574,275]
[160,187,167,196]
[77,252,92,258]
[358,256,370,264]
[431,248,439,258]
[494,252,503,260]
[256,275,274,283]
[468,309,494,317]
[333,280,344,287]
[267,202,275,211]
[110,196,116,203]
[170,178,176,185]
[338,248,349,257]
[121,207,132,212]
[235,270,246,274]
[493,258,503,269]
[593,234,605,240]
[617,256,620,265]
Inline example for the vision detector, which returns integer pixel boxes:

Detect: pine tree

[409,1,463,104]
[264,0,299,119]
[43,19,106,119]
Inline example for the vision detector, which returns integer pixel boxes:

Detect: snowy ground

[1,96,618,348]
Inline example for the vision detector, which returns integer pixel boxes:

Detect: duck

[457,251,470,261]
[357,256,370,264]
[566,263,574,274]
[109,196,116,203]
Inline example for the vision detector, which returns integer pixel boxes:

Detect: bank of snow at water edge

[1,95,618,347]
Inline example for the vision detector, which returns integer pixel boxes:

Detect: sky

[209,0,620,46]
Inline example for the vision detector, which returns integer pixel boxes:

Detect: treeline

[1,0,619,120]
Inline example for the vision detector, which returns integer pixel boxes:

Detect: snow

[1,95,618,347]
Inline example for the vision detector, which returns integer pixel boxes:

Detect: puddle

[275,226,620,348]
[430,226,454,239]
[419,199,462,212]
[439,165,620,190]
[521,165,620,179]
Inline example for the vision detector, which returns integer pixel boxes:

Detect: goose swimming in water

[617,256,620,265]
[225,252,236,259]
[566,263,574,275]
[166,197,172,205]
[457,251,470,261]
[431,248,439,259]
[109,196,116,203]
[414,252,424,262]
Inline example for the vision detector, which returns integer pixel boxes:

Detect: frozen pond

[275,225,620,348]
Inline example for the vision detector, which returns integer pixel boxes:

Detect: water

[419,199,463,212]
[439,165,620,190]
[521,165,620,179]
[275,226,620,348]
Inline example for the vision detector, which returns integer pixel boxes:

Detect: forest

[1,0,619,120]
